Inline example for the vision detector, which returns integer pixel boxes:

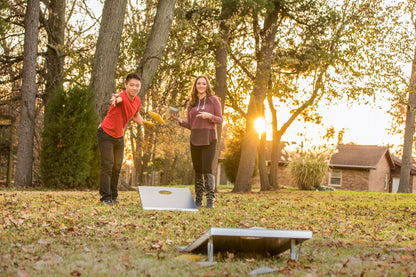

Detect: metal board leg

[290,239,297,260]
[207,236,214,262]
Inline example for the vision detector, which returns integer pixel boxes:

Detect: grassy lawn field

[0,186,415,276]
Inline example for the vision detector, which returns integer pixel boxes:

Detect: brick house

[327,144,416,193]
[262,143,416,193]
[264,143,397,191]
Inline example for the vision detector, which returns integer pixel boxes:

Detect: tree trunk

[133,125,144,186]
[233,4,280,192]
[258,131,270,191]
[212,0,232,186]
[266,63,326,189]
[267,94,281,190]
[5,117,15,187]
[44,0,66,104]
[134,0,176,185]
[398,47,416,193]
[140,127,154,185]
[91,0,128,122]
[137,0,176,98]
[128,124,140,186]
[15,0,40,186]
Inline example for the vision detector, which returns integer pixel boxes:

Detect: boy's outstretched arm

[132,112,143,125]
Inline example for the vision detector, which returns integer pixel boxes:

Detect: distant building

[260,143,416,193]
[390,155,416,193]
[327,145,393,192]
[326,144,416,193]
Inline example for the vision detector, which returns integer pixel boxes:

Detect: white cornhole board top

[138,186,198,212]
[177,227,312,261]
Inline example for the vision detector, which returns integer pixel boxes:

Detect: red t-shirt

[101,91,141,138]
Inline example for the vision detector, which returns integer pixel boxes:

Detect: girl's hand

[196,112,213,120]
[170,113,183,123]
[170,112,179,120]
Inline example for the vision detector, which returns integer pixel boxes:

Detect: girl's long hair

[189,76,215,107]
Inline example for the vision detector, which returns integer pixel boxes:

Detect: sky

[320,101,396,145]
[277,98,401,149]
[239,90,401,153]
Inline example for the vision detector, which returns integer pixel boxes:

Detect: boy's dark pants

[97,127,124,202]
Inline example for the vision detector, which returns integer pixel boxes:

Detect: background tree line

[0,0,415,193]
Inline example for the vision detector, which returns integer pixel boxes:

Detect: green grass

[0,187,415,276]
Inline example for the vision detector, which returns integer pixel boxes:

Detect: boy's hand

[110,93,121,106]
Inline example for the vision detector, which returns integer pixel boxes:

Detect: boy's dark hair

[125,73,141,84]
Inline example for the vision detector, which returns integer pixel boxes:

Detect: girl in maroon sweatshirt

[172,76,223,208]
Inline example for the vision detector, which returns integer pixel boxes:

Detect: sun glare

[254,117,266,138]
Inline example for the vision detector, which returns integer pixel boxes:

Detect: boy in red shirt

[97,73,143,205]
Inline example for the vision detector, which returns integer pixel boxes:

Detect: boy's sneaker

[112,199,119,205]
[101,200,113,206]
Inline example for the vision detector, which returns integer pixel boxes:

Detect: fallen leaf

[287,259,300,268]
[38,239,49,246]
[245,258,257,263]
[151,244,161,250]
[34,260,48,269]
[226,252,234,263]
[278,267,291,275]
[17,268,29,277]
[400,255,414,262]
[70,270,81,276]
[204,271,217,277]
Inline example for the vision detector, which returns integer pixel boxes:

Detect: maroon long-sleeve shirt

[180,95,223,146]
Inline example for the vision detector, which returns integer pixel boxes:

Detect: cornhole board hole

[176,227,312,262]
[138,186,198,212]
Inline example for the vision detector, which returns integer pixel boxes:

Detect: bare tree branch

[229,51,255,81]
[225,87,247,118]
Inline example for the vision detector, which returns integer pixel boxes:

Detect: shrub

[41,86,98,189]
[288,151,331,190]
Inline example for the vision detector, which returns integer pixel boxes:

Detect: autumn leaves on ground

[0,188,415,277]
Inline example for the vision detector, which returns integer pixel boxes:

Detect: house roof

[330,144,395,169]
[391,155,416,174]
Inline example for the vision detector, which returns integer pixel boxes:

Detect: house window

[329,170,342,186]
[384,174,388,190]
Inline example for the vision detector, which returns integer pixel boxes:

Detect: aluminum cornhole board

[138,186,198,212]
[177,227,312,261]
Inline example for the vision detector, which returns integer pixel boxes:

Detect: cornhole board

[176,227,312,261]
[138,186,198,212]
